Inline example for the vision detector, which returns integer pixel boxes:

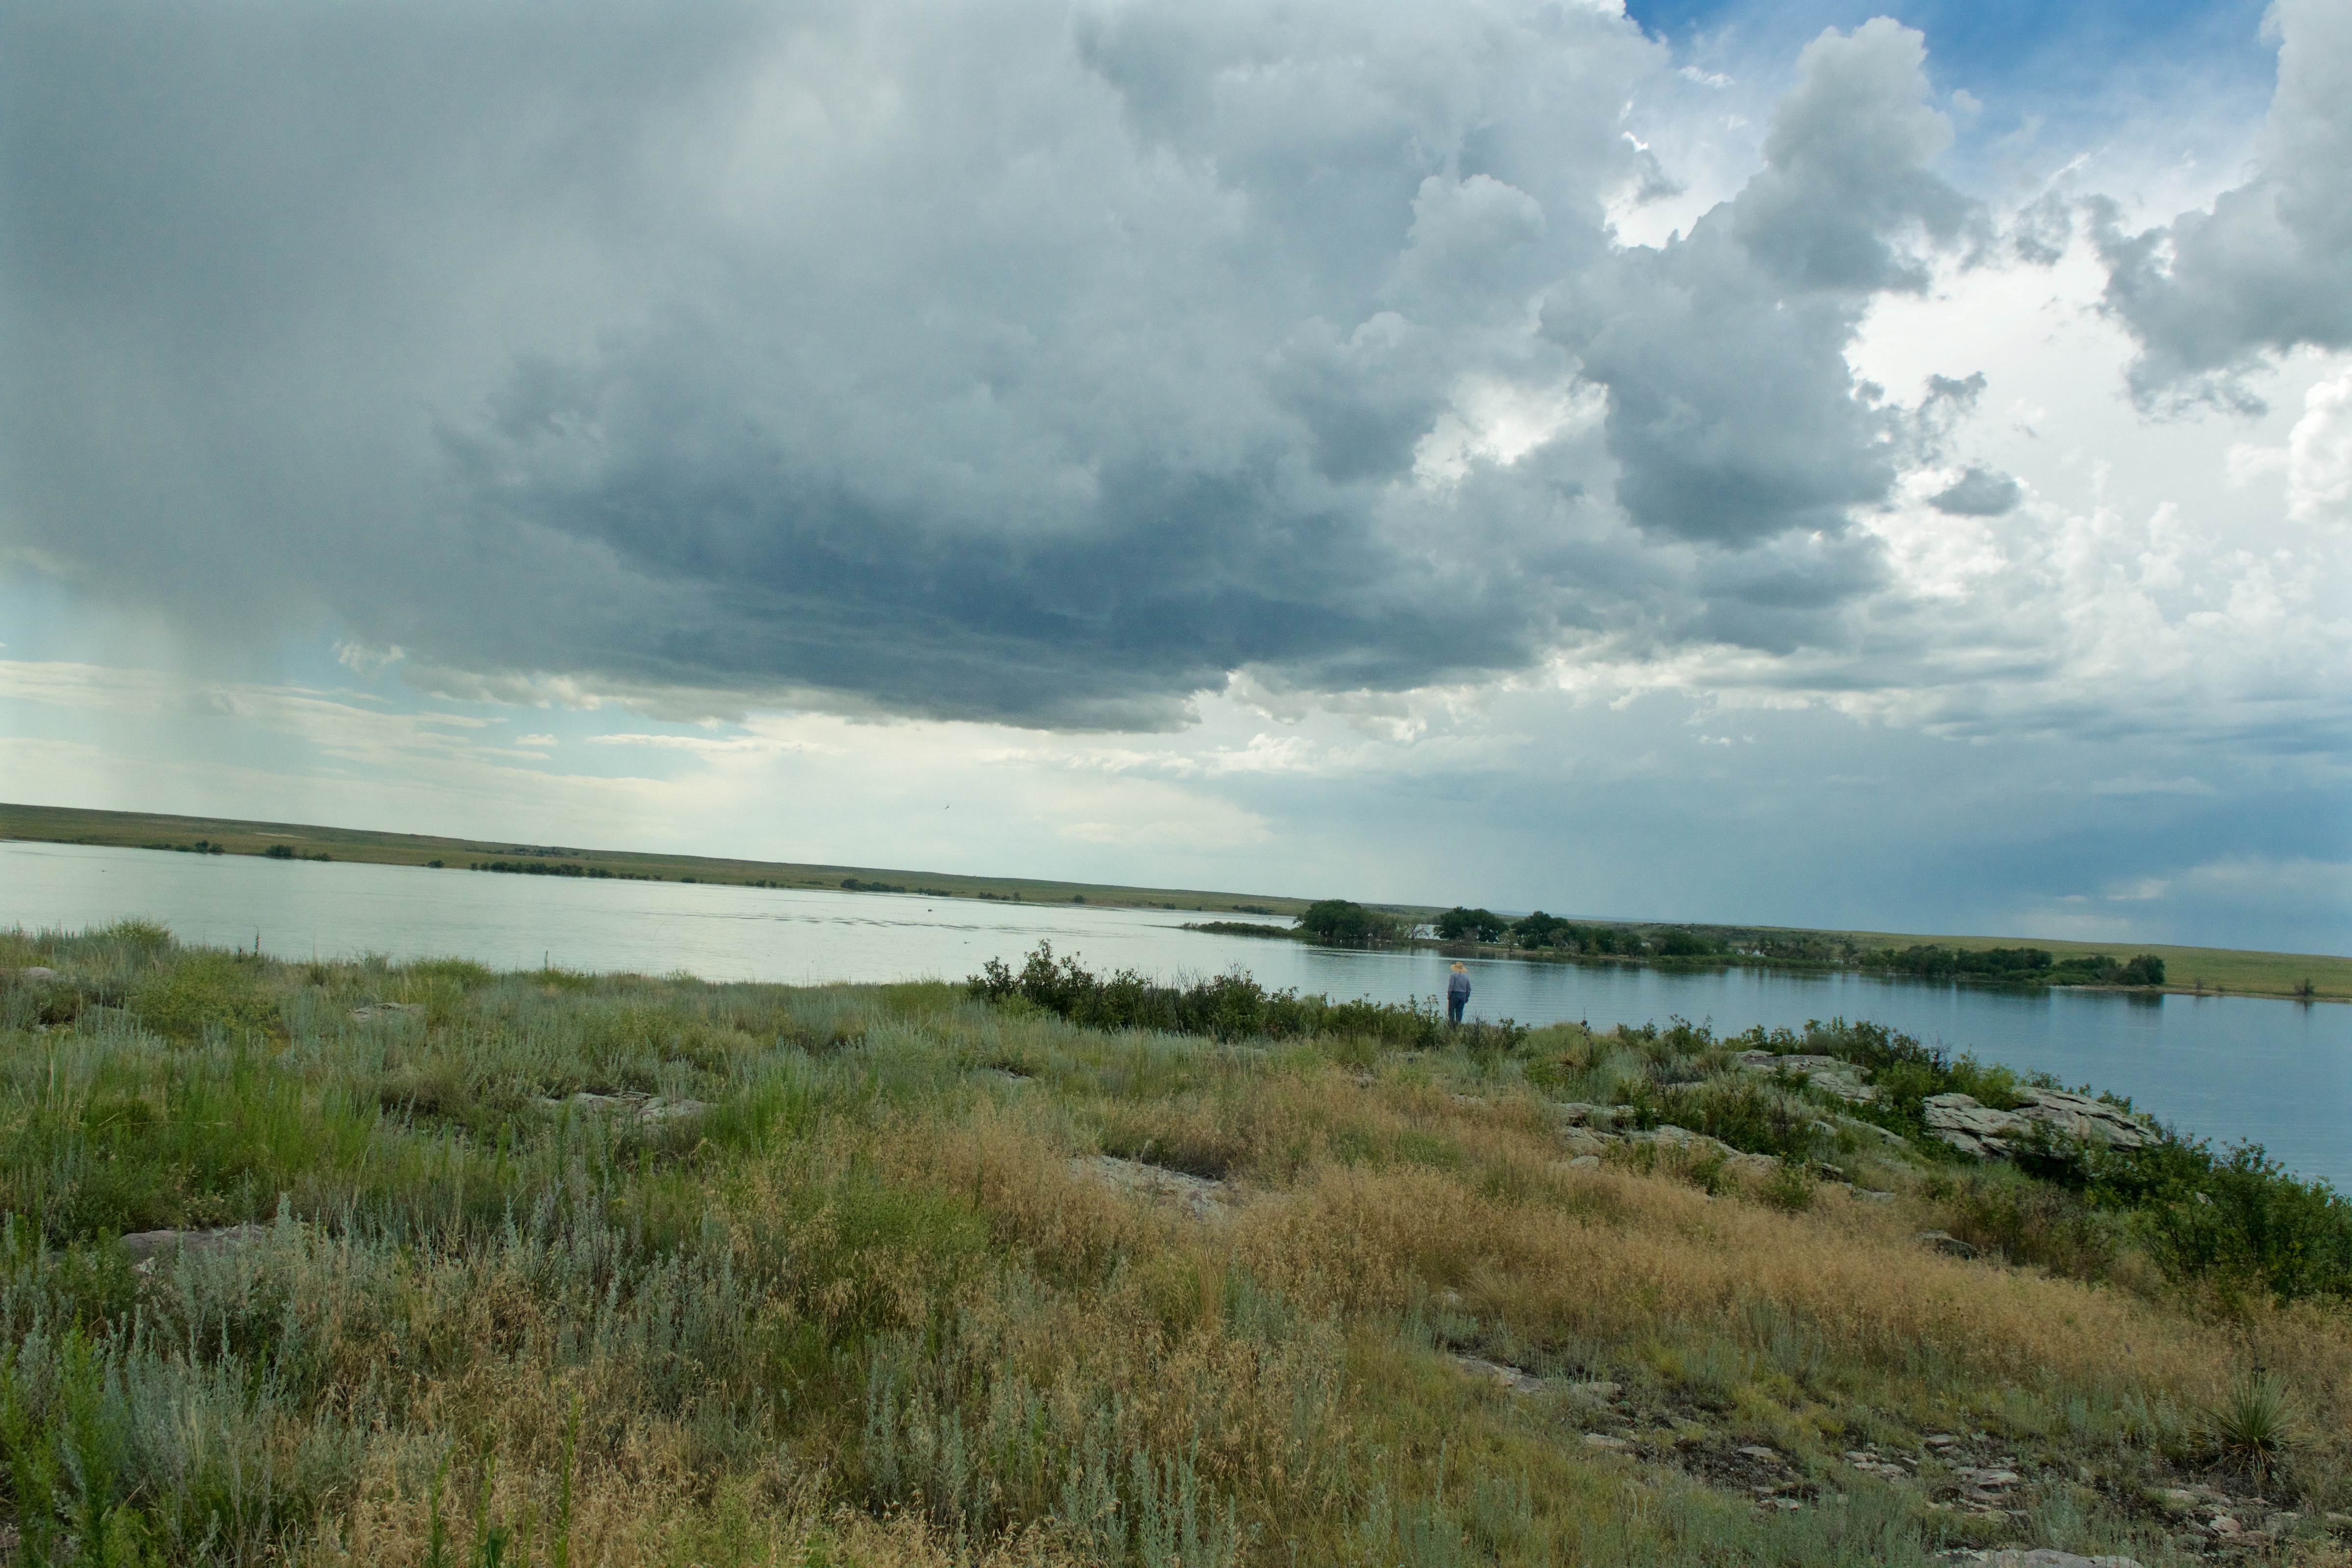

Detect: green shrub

[128,953,280,1041]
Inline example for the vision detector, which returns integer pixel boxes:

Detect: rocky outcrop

[1736,1051,1876,1102]
[1921,1089,2152,1158]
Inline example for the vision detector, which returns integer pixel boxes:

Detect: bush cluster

[1871,945,2166,987]
[968,943,1526,1054]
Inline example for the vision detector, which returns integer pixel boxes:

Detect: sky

[1,0,2347,952]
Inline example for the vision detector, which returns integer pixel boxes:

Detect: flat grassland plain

[3,924,2349,1567]
[5,802,2346,1000]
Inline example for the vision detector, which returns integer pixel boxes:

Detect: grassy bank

[4,923,2350,1566]
[0,802,1309,917]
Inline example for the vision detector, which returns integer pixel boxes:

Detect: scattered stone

[1583,1433,1630,1450]
[1555,1102,1624,1129]
[1563,1379,1621,1404]
[2156,1489,2200,1516]
[1720,1151,1780,1178]
[1565,1155,1601,1170]
[1071,1154,1230,1222]
[1737,1445,1783,1463]
[1452,1354,1545,1396]
[1956,1467,2021,1489]
[1845,1450,1910,1479]
[1924,1433,1960,1448]
[119,1224,272,1274]
[1916,1230,1978,1259]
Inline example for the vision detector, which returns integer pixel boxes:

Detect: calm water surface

[6,841,2346,1187]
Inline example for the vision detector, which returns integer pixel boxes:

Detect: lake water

[6,840,2347,1187]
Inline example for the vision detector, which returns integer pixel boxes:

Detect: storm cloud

[0,0,2022,729]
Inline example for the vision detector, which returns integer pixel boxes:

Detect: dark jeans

[1447,992,1468,1024]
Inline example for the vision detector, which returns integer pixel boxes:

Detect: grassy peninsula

[4,924,2350,1567]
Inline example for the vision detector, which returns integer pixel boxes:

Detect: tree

[1298,899,1386,945]
[1512,910,1568,947]
[1435,906,1509,943]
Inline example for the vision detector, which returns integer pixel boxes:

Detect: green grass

[2,920,2348,1566]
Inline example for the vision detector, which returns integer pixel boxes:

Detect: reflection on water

[4,840,2347,1187]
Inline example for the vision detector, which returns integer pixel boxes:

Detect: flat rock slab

[1936,1553,2143,1568]
[1071,1155,1229,1222]
[534,1092,712,1126]
[1451,1354,1546,1396]
[119,1224,273,1273]
[1922,1090,2152,1158]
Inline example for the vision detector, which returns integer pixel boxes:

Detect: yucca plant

[2205,1373,2302,1486]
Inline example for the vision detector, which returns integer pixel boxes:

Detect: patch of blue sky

[1628,0,2278,192]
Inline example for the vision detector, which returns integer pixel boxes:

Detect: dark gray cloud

[2094,0,2352,414]
[1930,467,2022,516]
[1,0,1981,728]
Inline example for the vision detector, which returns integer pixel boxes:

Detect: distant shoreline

[5,799,2345,1003]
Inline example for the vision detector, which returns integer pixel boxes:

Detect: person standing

[1446,961,1471,1025]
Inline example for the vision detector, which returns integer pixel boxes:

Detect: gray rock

[1452,1354,1545,1396]
[533,1092,710,1127]
[1072,1154,1230,1222]
[1559,1125,1619,1158]
[17,966,57,981]
[1582,1433,1630,1450]
[1936,1553,2144,1568]
[1564,1154,1602,1170]
[1738,1051,1878,1102]
[1922,1091,2153,1158]
[1555,1102,1625,1128]
[119,1224,272,1273]
[350,1002,423,1023]
[1916,1230,1978,1259]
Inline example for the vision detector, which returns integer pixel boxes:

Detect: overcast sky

[2,0,2346,951]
